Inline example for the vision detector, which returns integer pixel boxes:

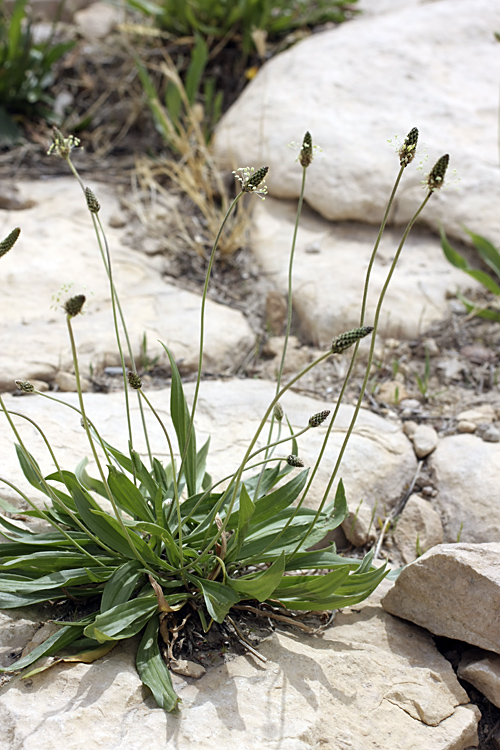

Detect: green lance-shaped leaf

[440,226,500,295]
[0,618,91,673]
[251,469,309,524]
[188,576,241,623]
[272,566,350,599]
[137,615,180,712]
[107,466,156,523]
[0,566,114,594]
[100,559,144,613]
[84,595,159,643]
[228,552,286,601]
[463,227,500,279]
[61,471,138,558]
[160,342,197,496]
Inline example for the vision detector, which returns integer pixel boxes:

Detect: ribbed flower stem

[177,191,244,487]
[65,154,153,471]
[293,190,433,555]
[66,314,150,568]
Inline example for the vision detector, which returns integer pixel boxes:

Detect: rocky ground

[1,0,500,748]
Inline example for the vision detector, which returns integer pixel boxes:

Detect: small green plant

[0,127,450,711]
[0,0,75,143]
[415,344,431,399]
[125,0,358,56]
[140,332,160,373]
[441,226,500,321]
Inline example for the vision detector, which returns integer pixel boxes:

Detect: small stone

[403,420,417,438]
[437,357,464,381]
[477,424,500,443]
[412,424,438,458]
[377,380,409,405]
[421,486,437,498]
[457,405,495,424]
[458,648,500,709]
[342,502,377,547]
[460,344,495,364]
[74,1,123,41]
[457,420,477,434]
[108,213,127,229]
[422,338,439,357]
[170,659,206,679]
[54,372,90,393]
[393,494,443,564]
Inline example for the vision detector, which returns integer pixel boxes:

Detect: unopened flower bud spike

[0,228,20,259]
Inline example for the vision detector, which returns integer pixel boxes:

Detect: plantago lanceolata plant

[0,126,450,711]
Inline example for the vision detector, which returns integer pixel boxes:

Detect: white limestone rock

[214,0,500,247]
[0,595,479,749]
[0,179,254,391]
[0,379,416,520]
[249,198,473,341]
[393,494,444,564]
[411,424,438,458]
[382,542,500,653]
[428,434,500,543]
[458,649,500,710]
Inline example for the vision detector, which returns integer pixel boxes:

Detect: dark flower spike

[309,410,330,428]
[273,402,284,422]
[300,131,313,168]
[15,380,35,393]
[399,127,419,168]
[243,165,268,192]
[0,227,21,259]
[85,187,100,214]
[287,454,305,468]
[427,154,450,192]
[331,326,374,354]
[128,371,142,390]
[64,294,86,317]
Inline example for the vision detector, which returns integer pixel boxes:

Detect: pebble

[477,425,500,443]
[403,420,417,438]
[170,659,206,679]
[54,372,90,393]
[412,424,438,458]
[457,420,477,434]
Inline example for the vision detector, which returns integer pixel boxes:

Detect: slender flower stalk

[293,156,448,554]
[254,133,313,502]
[65,309,150,568]
[47,129,153,470]
[292,128,421,519]
[178,167,269,489]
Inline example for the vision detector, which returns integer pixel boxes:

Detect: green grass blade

[185,34,208,106]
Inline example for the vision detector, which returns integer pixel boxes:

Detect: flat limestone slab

[251,198,472,341]
[214,0,500,247]
[0,379,416,517]
[0,179,254,390]
[0,593,479,749]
